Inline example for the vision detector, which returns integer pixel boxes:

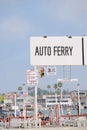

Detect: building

[16,95,34,110]
[4,92,17,110]
[71,90,87,107]
[42,94,73,108]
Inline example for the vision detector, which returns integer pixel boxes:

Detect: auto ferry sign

[30,36,86,66]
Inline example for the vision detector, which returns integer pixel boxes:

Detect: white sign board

[30,37,83,66]
[26,69,38,86]
[12,106,18,110]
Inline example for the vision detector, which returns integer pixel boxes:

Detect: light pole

[57,78,78,116]
[23,84,26,123]
[35,85,38,128]
[77,83,80,116]
[14,94,17,117]
[34,66,38,128]
[58,82,63,115]
[53,84,58,104]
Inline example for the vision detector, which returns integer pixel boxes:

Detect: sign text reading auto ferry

[35,46,73,56]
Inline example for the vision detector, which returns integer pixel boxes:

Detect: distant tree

[53,82,62,95]
[58,82,62,88]
[28,86,31,90]
[47,85,51,94]
[18,86,23,91]
[62,89,68,95]
[56,87,60,95]
[0,95,4,103]
[57,82,63,95]
[53,84,57,93]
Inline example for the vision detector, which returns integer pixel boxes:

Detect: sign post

[26,69,38,128]
[34,67,38,128]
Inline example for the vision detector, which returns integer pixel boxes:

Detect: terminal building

[42,94,73,108]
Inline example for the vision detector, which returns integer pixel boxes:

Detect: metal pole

[77,83,80,116]
[60,87,63,115]
[55,93,57,104]
[23,84,26,126]
[14,94,16,117]
[34,66,38,128]
[35,86,38,128]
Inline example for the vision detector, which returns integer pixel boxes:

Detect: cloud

[0,0,86,40]
[0,16,34,40]
[44,0,87,23]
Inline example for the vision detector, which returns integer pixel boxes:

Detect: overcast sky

[0,0,87,93]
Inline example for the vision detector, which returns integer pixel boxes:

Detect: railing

[60,114,87,127]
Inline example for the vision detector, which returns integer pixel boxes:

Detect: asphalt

[1,126,87,130]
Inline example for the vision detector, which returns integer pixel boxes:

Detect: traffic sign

[46,66,56,75]
[26,69,38,86]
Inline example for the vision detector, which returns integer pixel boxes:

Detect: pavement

[1,126,87,130]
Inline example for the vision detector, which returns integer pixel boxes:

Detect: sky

[0,0,87,93]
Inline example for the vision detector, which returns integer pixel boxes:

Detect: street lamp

[57,78,78,116]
